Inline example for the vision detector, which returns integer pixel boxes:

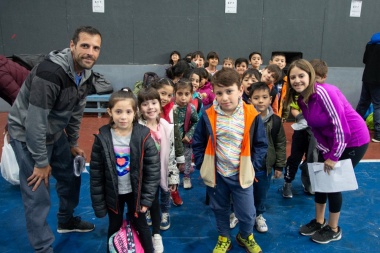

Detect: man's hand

[71,146,86,159]
[27,165,52,191]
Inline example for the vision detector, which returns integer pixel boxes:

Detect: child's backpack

[109,219,144,253]
[133,72,159,95]
[191,97,202,115]
[271,115,282,143]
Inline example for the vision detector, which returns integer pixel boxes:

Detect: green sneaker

[236,233,262,253]
[213,235,232,253]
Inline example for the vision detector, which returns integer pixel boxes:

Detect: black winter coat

[90,123,160,218]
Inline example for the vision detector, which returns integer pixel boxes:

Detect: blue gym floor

[1,162,379,253]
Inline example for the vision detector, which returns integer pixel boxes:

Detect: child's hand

[324,159,337,175]
[169,184,177,192]
[140,205,148,213]
[200,93,207,99]
[178,163,185,173]
[182,136,191,144]
[274,170,283,178]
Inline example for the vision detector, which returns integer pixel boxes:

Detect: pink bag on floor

[109,220,144,253]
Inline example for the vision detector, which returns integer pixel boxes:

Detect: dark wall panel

[0,0,379,67]
[199,1,264,61]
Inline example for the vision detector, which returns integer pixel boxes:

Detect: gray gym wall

[0,0,379,111]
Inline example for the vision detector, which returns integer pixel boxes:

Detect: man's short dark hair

[72,26,102,45]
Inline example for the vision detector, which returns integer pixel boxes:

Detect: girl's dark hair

[137,87,161,107]
[191,51,205,60]
[242,68,262,82]
[166,59,190,80]
[108,87,138,125]
[174,78,193,93]
[196,67,210,82]
[169,50,181,65]
[137,87,162,121]
[207,51,219,60]
[235,57,249,68]
[150,77,174,90]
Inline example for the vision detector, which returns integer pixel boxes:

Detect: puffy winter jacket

[90,123,160,218]
[0,55,30,105]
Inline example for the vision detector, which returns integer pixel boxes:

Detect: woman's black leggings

[314,143,369,213]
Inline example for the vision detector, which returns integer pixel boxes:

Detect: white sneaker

[183,177,192,189]
[255,214,268,233]
[229,212,239,229]
[152,234,164,253]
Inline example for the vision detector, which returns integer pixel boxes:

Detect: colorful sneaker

[255,214,268,233]
[146,210,152,226]
[171,189,183,206]
[160,212,171,230]
[311,225,342,244]
[57,216,95,233]
[299,219,327,236]
[152,234,164,253]
[236,233,262,253]
[213,235,232,253]
[282,182,293,198]
[229,212,239,229]
[183,177,192,189]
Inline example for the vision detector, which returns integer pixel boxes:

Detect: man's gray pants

[10,133,81,253]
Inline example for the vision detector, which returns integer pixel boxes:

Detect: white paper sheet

[350,0,362,17]
[308,159,358,193]
[225,0,237,13]
[93,0,105,13]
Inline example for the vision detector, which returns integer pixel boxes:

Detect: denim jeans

[207,173,255,239]
[356,81,380,139]
[10,132,80,253]
[253,170,272,216]
[150,186,170,235]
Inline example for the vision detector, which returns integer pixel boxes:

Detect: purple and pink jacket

[298,83,370,162]
[198,81,215,106]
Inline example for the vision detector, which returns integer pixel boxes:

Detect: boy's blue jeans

[253,170,272,216]
[207,173,255,239]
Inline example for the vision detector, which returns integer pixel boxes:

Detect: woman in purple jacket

[284,59,369,244]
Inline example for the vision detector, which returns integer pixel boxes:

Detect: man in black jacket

[7,26,101,253]
[356,32,380,142]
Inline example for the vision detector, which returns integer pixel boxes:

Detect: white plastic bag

[1,133,20,185]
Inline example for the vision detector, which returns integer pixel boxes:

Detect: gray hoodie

[8,48,93,168]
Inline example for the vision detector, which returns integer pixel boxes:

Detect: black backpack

[92,71,113,95]
[133,72,159,95]
[7,54,46,70]
[271,115,282,143]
